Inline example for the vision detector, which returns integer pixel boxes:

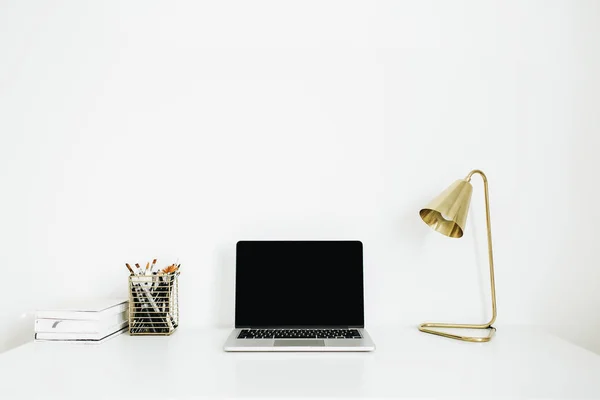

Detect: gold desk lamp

[418,169,497,342]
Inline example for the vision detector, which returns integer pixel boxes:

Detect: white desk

[1,326,599,399]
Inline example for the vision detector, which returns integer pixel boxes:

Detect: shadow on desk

[0,311,34,354]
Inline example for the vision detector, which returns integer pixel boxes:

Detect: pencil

[125,263,134,275]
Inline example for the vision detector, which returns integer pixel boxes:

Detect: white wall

[1,0,599,353]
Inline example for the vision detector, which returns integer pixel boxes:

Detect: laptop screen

[235,241,364,328]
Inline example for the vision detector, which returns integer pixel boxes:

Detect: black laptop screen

[235,241,365,328]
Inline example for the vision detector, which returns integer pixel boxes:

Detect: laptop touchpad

[274,340,325,347]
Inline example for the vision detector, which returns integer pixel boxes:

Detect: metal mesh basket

[128,273,179,335]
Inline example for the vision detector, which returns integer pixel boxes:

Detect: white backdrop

[1,0,599,353]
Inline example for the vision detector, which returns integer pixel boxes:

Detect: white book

[35,311,128,333]
[34,326,128,344]
[35,321,128,341]
[35,298,128,320]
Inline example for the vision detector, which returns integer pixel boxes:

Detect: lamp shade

[419,179,473,238]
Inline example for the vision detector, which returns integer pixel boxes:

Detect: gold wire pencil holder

[128,273,179,335]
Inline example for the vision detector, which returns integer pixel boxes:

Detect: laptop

[223,240,375,351]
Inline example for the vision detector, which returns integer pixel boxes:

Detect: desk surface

[1,326,599,399]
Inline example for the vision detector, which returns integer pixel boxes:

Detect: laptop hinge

[238,326,362,329]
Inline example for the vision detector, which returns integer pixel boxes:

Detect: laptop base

[223,329,375,352]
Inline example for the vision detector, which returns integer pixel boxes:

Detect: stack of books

[35,298,129,343]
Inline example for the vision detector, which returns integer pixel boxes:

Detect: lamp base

[418,322,496,342]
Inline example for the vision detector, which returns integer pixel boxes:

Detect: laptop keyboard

[237,329,362,339]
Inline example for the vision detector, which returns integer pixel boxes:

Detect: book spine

[35,322,128,340]
[34,327,128,343]
[35,311,128,333]
[35,303,129,321]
